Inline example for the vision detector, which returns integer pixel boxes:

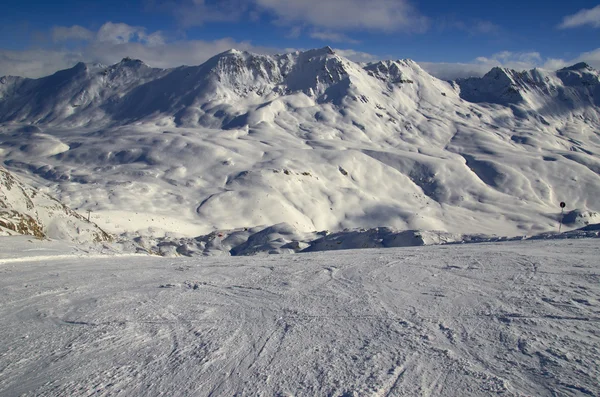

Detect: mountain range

[0,47,598,247]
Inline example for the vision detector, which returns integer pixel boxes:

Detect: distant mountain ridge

[456,63,600,117]
[1,47,597,128]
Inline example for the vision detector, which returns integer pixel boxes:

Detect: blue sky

[1,0,599,79]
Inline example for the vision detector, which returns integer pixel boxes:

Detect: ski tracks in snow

[0,240,599,396]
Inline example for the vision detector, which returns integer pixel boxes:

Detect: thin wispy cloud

[176,0,248,27]
[255,0,428,32]
[3,21,600,82]
[438,17,501,36]
[0,21,378,78]
[0,22,281,78]
[145,0,248,27]
[0,48,82,78]
[410,51,551,81]
[558,5,600,29]
[470,20,501,34]
[419,49,600,80]
[309,31,360,44]
[51,25,95,43]
[475,51,543,70]
[152,0,428,32]
[96,22,165,45]
[333,48,379,62]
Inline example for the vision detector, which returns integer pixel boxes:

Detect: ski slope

[0,237,598,396]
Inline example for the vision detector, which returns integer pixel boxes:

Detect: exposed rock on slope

[0,166,112,243]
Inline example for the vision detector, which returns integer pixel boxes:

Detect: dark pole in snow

[87,210,91,222]
[558,202,566,233]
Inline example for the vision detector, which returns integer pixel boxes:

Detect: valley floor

[0,238,598,396]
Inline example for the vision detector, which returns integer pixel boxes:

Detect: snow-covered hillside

[0,47,599,241]
[0,237,598,396]
[456,62,600,120]
[0,165,112,243]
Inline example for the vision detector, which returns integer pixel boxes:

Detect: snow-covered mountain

[0,165,112,243]
[456,62,600,121]
[0,47,599,242]
[0,47,450,128]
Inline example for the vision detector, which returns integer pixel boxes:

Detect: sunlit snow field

[0,237,598,396]
[2,50,600,244]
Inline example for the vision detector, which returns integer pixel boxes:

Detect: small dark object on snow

[559,202,566,233]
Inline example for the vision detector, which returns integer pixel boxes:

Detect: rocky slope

[0,166,112,243]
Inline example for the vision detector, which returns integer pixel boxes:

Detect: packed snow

[0,237,598,396]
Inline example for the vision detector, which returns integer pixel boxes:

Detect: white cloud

[51,25,95,42]
[0,22,281,78]
[255,0,427,31]
[142,31,167,46]
[417,62,491,80]
[566,47,600,70]
[285,26,303,39]
[310,31,359,44]
[96,22,163,45]
[333,48,378,62]
[438,17,500,36]
[3,21,600,84]
[558,5,600,29]
[471,20,500,34]
[155,0,427,32]
[0,48,82,78]
[419,49,600,80]
[84,37,279,69]
[151,0,248,27]
[475,51,543,71]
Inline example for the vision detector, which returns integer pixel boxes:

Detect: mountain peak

[296,46,337,59]
[306,46,335,56]
[561,62,592,72]
[487,66,512,76]
[202,49,257,69]
[220,49,246,57]
[118,57,146,67]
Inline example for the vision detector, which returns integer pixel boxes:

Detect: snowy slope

[456,63,600,122]
[0,165,112,243]
[0,59,166,127]
[0,48,599,241]
[0,237,598,396]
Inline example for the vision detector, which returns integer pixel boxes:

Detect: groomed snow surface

[1,237,598,396]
